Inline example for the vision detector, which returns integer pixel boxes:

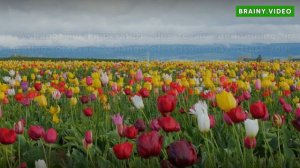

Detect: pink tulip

[135,69,143,81]
[255,79,261,90]
[86,76,93,86]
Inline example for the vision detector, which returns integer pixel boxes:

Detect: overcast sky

[0,0,299,48]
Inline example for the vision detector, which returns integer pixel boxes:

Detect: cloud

[0,0,299,48]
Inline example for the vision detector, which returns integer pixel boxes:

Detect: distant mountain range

[0,43,299,60]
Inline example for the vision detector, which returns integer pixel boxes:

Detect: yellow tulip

[216,90,237,112]
[52,114,60,124]
[31,74,36,80]
[0,92,5,100]
[143,82,152,91]
[34,95,48,107]
[99,94,108,104]
[293,97,299,104]
[49,105,60,115]
[70,97,78,106]
[74,87,80,94]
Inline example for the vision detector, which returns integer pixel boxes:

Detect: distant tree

[256,55,262,62]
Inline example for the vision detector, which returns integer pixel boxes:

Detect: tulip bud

[209,115,216,128]
[295,108,300,118]
[14,120,25,134]
[134,119,146,132]
[150,119,161,131]
[83,107,93,117]
[272,114,285,127]
[84,130,93,144]
[279,97,286,105]
[244,137,257,149]
[18,162,27,168]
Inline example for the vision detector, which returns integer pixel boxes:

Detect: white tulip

[190,101,210,132]
[194,77,200,86]
[7,89,15,96]
[9,79,16,87]
[101,72,109,85]
[162,74,172,82]
[3,76,11,83]
[52,90,61,100]
[35,159,47,168]
[261,73,268,78]
[244,119,259,137]
[9,70,15,77]
[130,95,144,109]
[15,74,22,82]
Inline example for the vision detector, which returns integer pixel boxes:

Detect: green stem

[40,140,48,166]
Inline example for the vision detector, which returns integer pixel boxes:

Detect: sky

[0,0,299,48]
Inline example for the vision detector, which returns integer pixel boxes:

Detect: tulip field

[1,60,300,168]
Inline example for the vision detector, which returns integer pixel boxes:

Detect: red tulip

[295,108,300,118]
[124,126,138,139]
[161,160,174,168]
[243,91,251,100]
[158,116,180,132]
[167,140,198,167]
[157,94,177,116]
[250,101,268,119]
[138,88,150,98]
[179,108,185,114]
[223,113,234,125]
[80,95,90,104]
[28,125,45,140]
[34,83,42,91]
[209,115,216,128]
[113,142,133,160]
[282,103,292,113]
[85,130,93,144]
[162,85,169,93]
[15,93,24,102]
[83,107,93,117]
[226,106,247,123]
[64,89,73,98]
[244,137,257,149]
[0,128,17,145]
[279,97,286,105]
[292,117,300,132]
[236,95,245,105]
[124,88,132,95]
[137,131,163,158]
[44,128,58,143]
[18,162,27,168]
